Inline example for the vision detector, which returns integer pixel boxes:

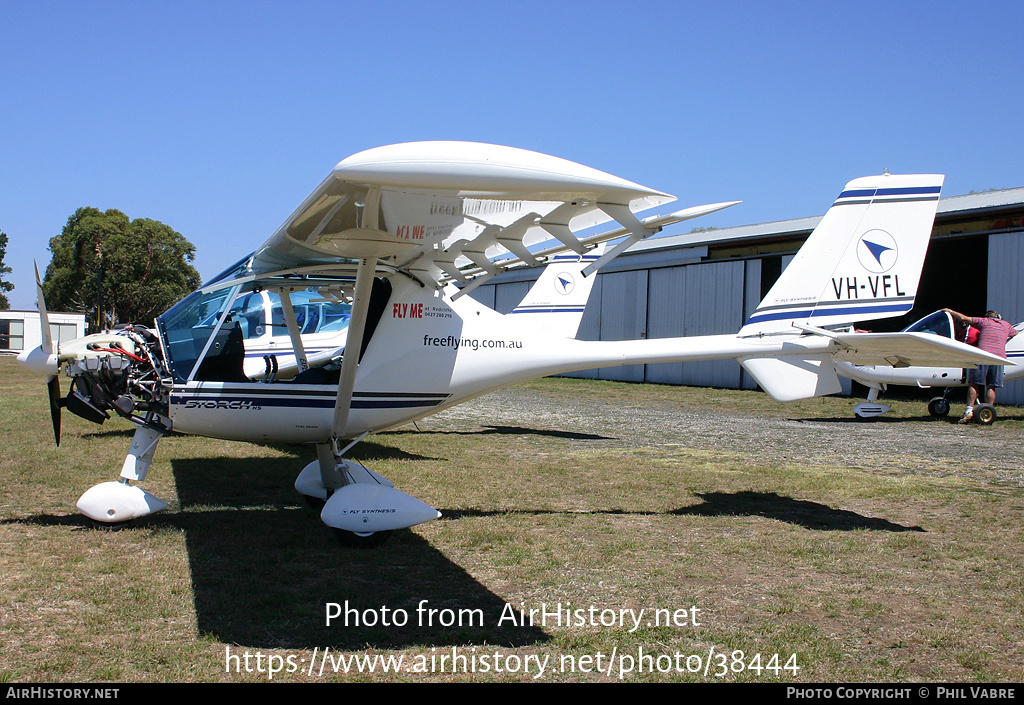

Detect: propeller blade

[47,375,62,446]
[34,261,53,355]
[35,262,61,445]
[17,260,59,374]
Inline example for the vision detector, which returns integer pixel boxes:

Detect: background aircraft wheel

[333,529,393,548]
[927,397,950,418]
[974,404,997,425]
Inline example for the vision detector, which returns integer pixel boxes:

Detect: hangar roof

[633,185,1024,255]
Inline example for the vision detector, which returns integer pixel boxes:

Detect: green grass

[1,357,1023,682]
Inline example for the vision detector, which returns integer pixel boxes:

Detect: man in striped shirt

[943,308,1018,423]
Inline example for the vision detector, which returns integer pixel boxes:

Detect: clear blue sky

[2,0,1022,310]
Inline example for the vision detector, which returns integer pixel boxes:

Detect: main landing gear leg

[77,424,170,523]
[294,437,441,547]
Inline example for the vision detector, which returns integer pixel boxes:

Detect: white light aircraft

[836,310,1024,422]
[17,141,1009,545]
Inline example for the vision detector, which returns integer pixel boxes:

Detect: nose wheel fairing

[77,481,169,523]
[78,424,170,523]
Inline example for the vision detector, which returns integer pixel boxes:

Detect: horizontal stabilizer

[739,355,843,402]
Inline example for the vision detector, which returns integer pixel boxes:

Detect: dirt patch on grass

[443,379,1024,484]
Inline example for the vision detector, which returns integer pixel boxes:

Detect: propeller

[16,263,62,445]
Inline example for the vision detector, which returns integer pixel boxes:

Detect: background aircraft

[836,309,1024,423]
[17,142,1008,544]
[228,288,352,379]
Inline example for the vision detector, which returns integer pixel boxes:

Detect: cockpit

[155,254,356,384]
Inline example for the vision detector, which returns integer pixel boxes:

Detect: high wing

[794,325,1010,368]
[250,141,738,286]
[243,141,738,442]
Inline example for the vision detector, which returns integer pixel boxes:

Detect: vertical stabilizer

[507,245,605,338]
[739,174,944,336]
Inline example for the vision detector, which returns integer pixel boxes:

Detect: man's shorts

[968,364,1005,388]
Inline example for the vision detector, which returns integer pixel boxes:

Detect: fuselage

[165,276,826,443]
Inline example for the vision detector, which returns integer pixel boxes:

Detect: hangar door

[645,260,746,388]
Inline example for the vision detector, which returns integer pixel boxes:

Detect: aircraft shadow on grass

[80,427,137,440]
[168,454,910,648]
[166,453,549,650]
[789,415,936,424]
[673,491,924,532]
[384,425,613,441]
[4,447,917,650]
[6,503,544,651]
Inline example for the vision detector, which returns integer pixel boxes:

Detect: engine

[59,326,171,429]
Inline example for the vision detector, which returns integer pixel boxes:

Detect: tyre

[974,404,997,425]
[927,397,950,418]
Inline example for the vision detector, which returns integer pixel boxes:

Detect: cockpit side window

[157,282,358,384]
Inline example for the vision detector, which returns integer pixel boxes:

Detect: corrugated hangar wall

[988,231,1024,404]
[470,222,1023,405]
[471,254,776,390]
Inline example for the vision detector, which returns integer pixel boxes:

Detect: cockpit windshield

[157,285,241,383]
[901,311,953,339]
[203,253,254,288]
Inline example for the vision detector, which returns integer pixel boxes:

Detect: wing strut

[329,185,418,438]
[331,257,376,438]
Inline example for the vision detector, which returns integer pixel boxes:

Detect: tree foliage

[0,230,12,310]
[43,208,201,329]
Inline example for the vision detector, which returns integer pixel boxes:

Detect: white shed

[0,310,87,354]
